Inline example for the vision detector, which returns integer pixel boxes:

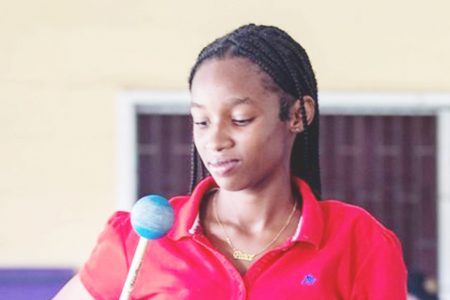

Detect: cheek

[260,126,291,159]
[192,126,204,143]
[192,129,208,161]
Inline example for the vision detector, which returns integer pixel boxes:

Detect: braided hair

[188,24,321,199]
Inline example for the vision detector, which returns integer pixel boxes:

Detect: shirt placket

[192,233,248,300]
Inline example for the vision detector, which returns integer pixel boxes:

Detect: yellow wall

[1,0,449,267]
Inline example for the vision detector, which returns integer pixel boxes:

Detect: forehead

[190,57,282,107]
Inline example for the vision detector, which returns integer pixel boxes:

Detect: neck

[214,174,297,233]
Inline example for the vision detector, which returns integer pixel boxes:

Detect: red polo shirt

[80,177,407,299]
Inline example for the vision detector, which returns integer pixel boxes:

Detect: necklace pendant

[232,250,255,261]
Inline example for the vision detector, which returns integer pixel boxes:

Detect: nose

[204,123,233,152]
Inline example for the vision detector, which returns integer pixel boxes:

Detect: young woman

[55,24,407,299]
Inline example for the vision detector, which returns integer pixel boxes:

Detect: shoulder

[104,194,192,231]
[102,194,197,243]
[320,200,389,231]
[318,202,408,296]
[319,200,401,249]
[169,195,192,211]
[105,211,131,230]
[92,211,133,244]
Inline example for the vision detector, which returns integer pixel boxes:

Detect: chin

[210,175,250,192]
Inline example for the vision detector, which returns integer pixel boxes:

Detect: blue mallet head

[130,195,174,240]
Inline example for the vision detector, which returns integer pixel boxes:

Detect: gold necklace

[213,192,298,262]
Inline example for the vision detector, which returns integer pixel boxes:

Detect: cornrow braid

[188,24,321,198]
[189,143,198,192]
[253,30,317,192]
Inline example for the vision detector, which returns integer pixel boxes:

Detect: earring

[291,127,302,133]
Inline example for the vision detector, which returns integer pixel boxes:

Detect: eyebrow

[191,97,254,109]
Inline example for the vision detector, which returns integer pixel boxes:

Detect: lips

[207,159,240,176]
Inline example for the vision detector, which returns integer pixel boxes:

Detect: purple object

[0,268,74,300]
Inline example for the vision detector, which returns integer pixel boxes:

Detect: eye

[232,118,253,126]
[193,120,208,128]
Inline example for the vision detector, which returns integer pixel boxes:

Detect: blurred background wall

[0,0,449,298]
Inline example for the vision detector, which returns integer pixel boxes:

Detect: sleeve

[79,211,133,300]
[350,229,408,300]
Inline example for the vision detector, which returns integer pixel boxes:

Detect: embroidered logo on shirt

[301,274,317,286]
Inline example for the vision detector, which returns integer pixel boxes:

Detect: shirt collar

[167,176,217,240]
[290,177,324,249]
[167,176,324,249]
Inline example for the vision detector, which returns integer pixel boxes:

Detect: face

[190,57,297,191]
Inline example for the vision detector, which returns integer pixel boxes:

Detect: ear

[289,96,316,133]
